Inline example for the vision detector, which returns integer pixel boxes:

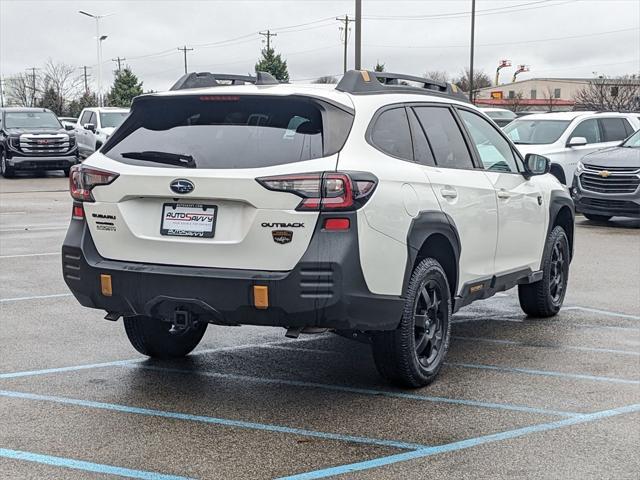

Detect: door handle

[497,189,512,199]
[440,188,458,199]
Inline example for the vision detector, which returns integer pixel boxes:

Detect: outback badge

[272,230,293,245]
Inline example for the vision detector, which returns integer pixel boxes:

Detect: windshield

[484,110,516,120]
[100,112,129,128]
[102,95,353,169]
[622,129,640,147]
[4,111,61,129]
[504,119,570,145]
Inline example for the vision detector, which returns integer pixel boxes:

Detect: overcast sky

[1,0,639,94]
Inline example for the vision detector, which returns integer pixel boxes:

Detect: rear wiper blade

[121,151,196,168]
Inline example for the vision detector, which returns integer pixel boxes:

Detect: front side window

[570,119,600,144]
[100,112,129,129]
[103,95,353,169]
[504,119,570,145]
[458,109,519,173]
[370,107,413,160]
[413,106,474,170]
[4,111,61,129]
[599,118,629,142]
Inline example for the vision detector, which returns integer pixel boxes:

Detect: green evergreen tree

[255,47,289,82]
[67,91,98,118]
[39,87,61,115]
[374,61,385,72]
[106,67,143,107]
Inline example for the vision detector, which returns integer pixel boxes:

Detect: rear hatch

[79,92,354,271]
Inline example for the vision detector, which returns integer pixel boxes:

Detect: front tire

[371,258,451,388]
[518,225,570,317]
[583,213,611,222]
[123,315,207,359]
[1,151,15,178]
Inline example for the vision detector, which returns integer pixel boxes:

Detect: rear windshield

[102,95,353,169]
[504,119,570,145]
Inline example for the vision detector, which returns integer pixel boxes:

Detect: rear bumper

[62,212,404,331]
[6,153,79,171]
[572,177,640,218]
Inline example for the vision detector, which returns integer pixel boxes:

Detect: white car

[504,111,639,185]
[75,107,129,158]
[479,107,517,127]
[62,70,574,388]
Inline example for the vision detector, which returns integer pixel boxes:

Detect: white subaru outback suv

[62,70,574,388]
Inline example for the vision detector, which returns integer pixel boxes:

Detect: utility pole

[177,46,194,74]
[337,15,355,74]
[468,0,476,103]
[82,66,91,93]
[79,11,113,107]
[26,67,38,107]
[259,30,277,51]
[354,0,362,70]
[111,56,126,73]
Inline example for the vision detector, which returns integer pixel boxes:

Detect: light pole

[79,10,113,107]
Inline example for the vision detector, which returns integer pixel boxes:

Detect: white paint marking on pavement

[564,306,640,321]
[0,252,60,259]
[0,293,72,303]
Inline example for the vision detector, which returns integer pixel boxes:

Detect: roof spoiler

[336,70,469,102]
[170,71,279,91]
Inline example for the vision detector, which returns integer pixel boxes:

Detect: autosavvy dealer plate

[161,203,217,238]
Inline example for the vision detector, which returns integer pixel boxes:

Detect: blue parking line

[127,364,580,418]
[446,362,640,385]
[0,390,426,451]
[0,359,140,379]
[564,306,640,320]
[0,448,192,480]
[453,335,640,356]
[278,403,640,479]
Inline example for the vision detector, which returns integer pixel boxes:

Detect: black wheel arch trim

[548,189,575,260]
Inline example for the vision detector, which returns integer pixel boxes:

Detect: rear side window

[407,109,435,166]
[413,106,474,170]
[103,95,353,169]
[599,118,630,142]
[370,107,413,160]
[571,119,600,144]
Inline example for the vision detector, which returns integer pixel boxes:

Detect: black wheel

[583,213,611,222]
[123,315,207,359]
[371,258,451,388]
[518,225,570,317]
[1,151,15,178]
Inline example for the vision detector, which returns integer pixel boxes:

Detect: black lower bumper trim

[62,213,404,332]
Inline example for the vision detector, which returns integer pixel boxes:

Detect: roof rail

[336,70,469,102]
[170,71,279,91]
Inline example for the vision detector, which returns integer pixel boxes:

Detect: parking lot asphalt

[1,172,639,480]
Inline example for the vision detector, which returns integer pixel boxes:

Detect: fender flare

[548,189,575,258]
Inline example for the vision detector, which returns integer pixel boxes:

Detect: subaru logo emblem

[170,179,195,194]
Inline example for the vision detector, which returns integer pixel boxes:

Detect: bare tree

[542,86,557,112]
[506,92,525,113]
[424,70,450,83]
[454,68,492,93]
[40,60,84,115]
[5,74,33,106]
[574,75,640,112]
[313,75,338,84]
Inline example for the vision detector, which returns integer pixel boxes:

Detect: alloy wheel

[413,279,446,372]
[549,239,566,304]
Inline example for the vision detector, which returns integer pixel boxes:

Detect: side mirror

[83,123,96,133]
[64,124,74,131]
[567,136,587,147]
[524,153,550,177]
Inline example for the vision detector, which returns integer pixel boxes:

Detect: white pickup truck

[75,107,129,158]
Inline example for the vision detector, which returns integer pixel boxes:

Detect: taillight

[69,164,119,202]
[256,172,376,211]
[72,203,84,220]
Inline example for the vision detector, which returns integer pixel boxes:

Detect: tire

[371,258,452,388]
[123,315,207,359]
[583,213,611,222]
[1,151,15,178]
[518,225,570,317]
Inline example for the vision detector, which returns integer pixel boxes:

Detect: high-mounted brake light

[69,164,119,202]
[256,172,377,212]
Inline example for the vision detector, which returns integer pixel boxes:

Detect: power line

[177,45,194,74]
[111,56,126,72]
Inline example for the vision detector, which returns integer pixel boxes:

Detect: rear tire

[123,315,207,359]
[371,258,451,388]
[583,213,611,222]
[1,151,15,178]
[518,225,569,317]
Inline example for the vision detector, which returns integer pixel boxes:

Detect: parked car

[58,116,78,131]
[62,70,574,388]
[479,107,517,127]
[572,128,640,220]
[0,107,79,178]
[75,107,129,158]
[504,111,639,185]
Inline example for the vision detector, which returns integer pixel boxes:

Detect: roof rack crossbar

[336,70,469,102]
[170,71,279,91]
